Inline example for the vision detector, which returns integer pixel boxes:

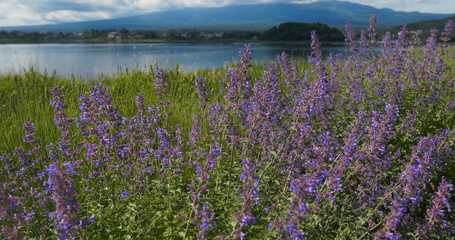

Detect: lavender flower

[46,164,85,239]
[424,177,453,231]
[50,86,76,157]
[375,199,405,239]
[153,67,167,93]
[345,22,357,54]
[195,75,209,108]
[309,30,321,65]
[441,19,454,46]
[368,11,377,41]
[121,191,130,199]
[4,14,455,239]
[224,44,252,103]
[195,203,215,239]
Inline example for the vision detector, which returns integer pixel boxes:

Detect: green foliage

[2,35,455,239]
[387,16,455,41]
[262,22,345,42]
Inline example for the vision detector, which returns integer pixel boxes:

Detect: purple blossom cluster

[1,12,455,239]
[45,164,92,239]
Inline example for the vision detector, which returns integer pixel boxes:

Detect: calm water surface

[0,43,350,79]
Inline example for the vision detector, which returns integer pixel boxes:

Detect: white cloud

[291,0,320,3]
[0,0,453,27]
[127,0,173,11]
[0,1,49,26]
[45,10,111,23]
[129,0,251,11]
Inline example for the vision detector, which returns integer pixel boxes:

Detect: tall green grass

[2,46,453,154]
[0,59,312,153]
[2,38,455,238]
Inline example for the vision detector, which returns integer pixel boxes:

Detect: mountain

[387,15,455,35]
[1,1,453,32]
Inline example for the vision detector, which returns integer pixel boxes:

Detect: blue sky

[0,0,454,27]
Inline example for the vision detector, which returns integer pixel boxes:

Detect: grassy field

[0,59,308,153]
[2,17,455,239]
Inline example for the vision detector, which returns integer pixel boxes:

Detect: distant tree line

[262,22,345,42]
[0,22,344,43]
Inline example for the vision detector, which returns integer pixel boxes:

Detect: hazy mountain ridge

[1,2,452,32]
[388,15,455,33]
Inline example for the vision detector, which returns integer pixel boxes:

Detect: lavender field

[1,13,455,239]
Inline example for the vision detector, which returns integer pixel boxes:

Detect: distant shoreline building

[108,32,122,39]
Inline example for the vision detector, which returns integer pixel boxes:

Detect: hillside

[387,15,455,37]
[1,2,452,32]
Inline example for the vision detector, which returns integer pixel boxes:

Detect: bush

[1,12,455,239]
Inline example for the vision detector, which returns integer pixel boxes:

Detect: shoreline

[0,39,343,46]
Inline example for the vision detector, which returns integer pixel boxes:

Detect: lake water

[0,43,351,79]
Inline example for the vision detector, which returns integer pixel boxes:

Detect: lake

[0,43,351,79]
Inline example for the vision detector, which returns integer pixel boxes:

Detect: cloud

[129,0,265,11]
[0,1,49,26]
[291,0,320,3]
[44,10,112,23]
[0,0,453,27]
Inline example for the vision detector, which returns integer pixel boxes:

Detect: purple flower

[345,22,357,53]
[121,191,130,199]
[425,178,453,231]
[22,120,39,147]
[441,19,454,44]
[153,67,168,97]
[195,203,215,239]
[376,199,404,239]
[195,75,209,107]
[234,227,245,240]
[46,164,84,239]
[309,30,321,65]
[188,114,201,148]
[368,11,377,39]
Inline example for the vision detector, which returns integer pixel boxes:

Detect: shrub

[1,13,455,239]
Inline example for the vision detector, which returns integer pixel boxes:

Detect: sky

[0,0,454,27]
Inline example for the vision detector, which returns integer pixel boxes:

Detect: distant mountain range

[388,15,455,34]
[1,1,453,32]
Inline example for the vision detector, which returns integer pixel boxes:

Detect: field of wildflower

[1,12,455,239]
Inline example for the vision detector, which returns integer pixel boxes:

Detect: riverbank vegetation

[0,22,344,44]
[1,13,455,239]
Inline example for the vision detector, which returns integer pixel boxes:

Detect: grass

[2,19,455,239]
[0,59,312,153]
